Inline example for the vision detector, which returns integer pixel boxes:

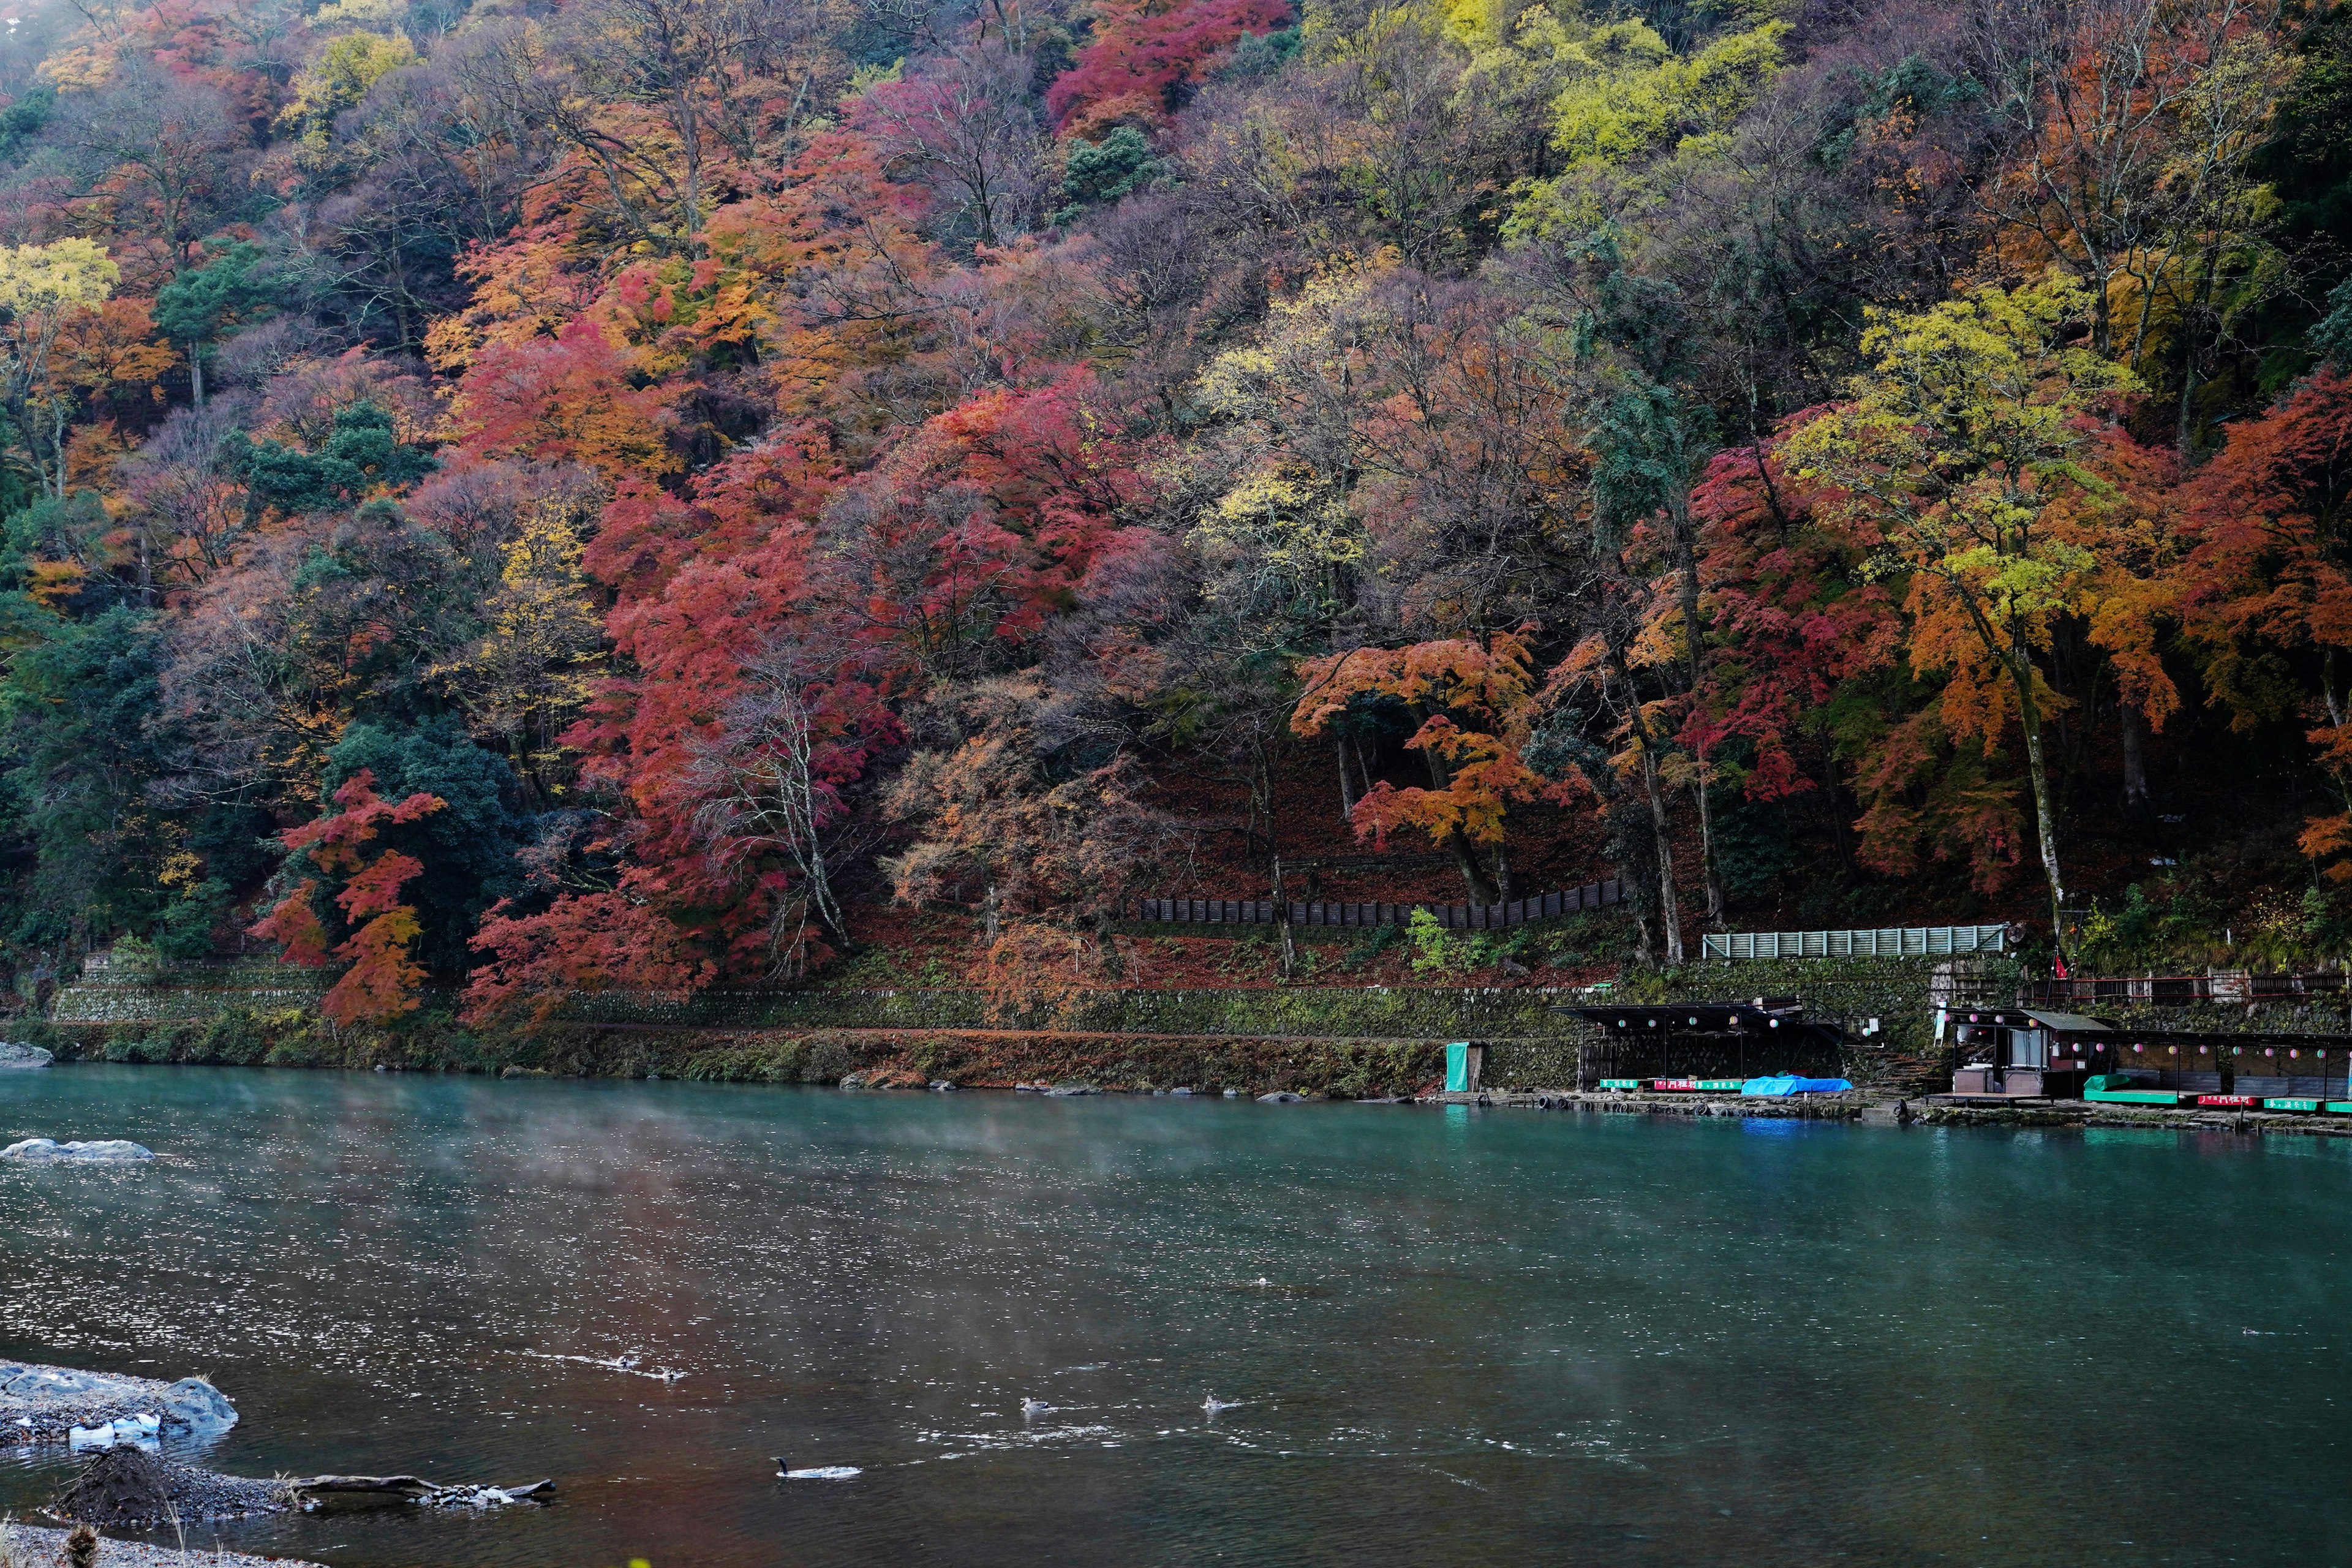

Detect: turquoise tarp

[1739,1075,1853,1096]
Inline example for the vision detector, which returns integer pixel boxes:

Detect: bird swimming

[774,1457,862,1480]
[1020,1397,1054,1419]
[1202,1395,1243,1416]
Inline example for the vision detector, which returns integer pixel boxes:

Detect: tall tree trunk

[1336,737,1354,820]
[2176,236,2225,461]
[2014,654,2067,952]
[188,344,203,409]
[1603,636,1684,963]
[1693,772,1725,927]
[2120,702,2149,812]
[1272,854,1296,978]
[1441,826,1500,907]
[1667,489,1724,930]
[1640,745,1683,965]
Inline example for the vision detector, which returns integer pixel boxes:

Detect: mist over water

[2,1066,2346,1566]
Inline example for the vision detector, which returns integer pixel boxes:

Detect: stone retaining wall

[44,952,2015,1091]
[51,962,1588,1037]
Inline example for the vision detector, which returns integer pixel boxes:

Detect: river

[1,1065,2346,1566]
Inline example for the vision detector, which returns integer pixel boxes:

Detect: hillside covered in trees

[1,0,2349,1020]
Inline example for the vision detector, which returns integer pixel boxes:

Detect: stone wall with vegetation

[23,1009,1444,1097]
[39,951,2019,1094]
[51,960,1586,1037]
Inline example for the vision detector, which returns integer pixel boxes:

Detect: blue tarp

[1739,1075,1853,1096]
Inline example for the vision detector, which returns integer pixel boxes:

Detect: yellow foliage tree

[279,32,419,148]
[1779,276,2173,946]
[0,238,119,500]
[432,497,608,801]
[1504,10,1787,237]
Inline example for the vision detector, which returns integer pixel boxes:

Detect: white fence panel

[1701,924,2008,960]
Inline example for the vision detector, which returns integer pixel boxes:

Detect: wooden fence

[1131,878,1623,931]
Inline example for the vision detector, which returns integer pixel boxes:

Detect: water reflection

[0,1068,2346,1566]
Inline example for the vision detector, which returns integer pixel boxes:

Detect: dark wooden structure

[1946,1006,2352,1100]
[1555,1000,1850,1090]
[1947,1008,2097,1099]
[2025,970,2352,1006]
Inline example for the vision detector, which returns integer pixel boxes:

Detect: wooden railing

[2025,970,2352,1006]
[1131,878,1623,931]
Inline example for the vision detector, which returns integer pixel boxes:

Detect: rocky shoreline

[1,1522,322,1568]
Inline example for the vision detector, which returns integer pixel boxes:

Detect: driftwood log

[293,1475,556,1509]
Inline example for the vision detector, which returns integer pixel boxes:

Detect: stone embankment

[1425,1088,1869,1120]
[1917,1099,2352,1135]
[1433,1087,2352,1139]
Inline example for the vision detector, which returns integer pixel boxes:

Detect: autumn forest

[3,0,2350,1021]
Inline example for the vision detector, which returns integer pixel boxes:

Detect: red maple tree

[249,769,447,1025]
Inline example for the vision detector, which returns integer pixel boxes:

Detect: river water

[2,1066,2348,1566]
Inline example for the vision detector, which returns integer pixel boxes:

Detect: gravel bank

[48,1449,290,1530]
[1,1522,323,1568]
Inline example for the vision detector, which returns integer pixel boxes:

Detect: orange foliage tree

[1290,631,1561,904]
[249,769,447,1025]
[462,868,717,1030]
[447,320,679,482]
[2174,368,2352,878]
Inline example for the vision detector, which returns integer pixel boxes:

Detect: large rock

[0,1041,51,1069]
[160,1377,239,1436]
[1,1138,154,1162]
